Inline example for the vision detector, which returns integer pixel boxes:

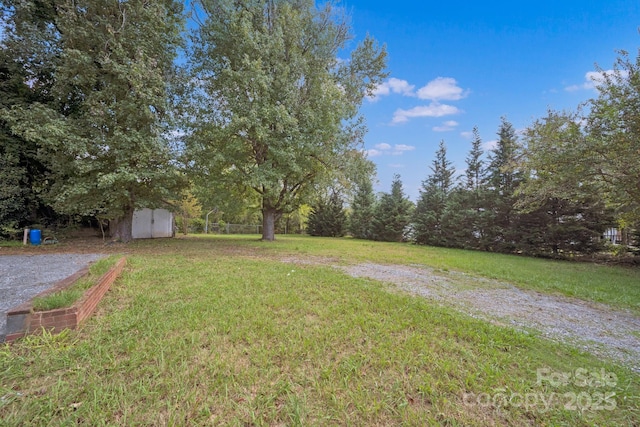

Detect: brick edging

[5,257,127,343]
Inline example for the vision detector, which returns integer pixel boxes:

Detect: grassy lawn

[141,235,640,314]
[1,235,639,425]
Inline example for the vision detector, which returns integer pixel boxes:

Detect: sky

[340,0,640,200]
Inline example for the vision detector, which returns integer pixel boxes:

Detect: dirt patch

[341,263,640,372]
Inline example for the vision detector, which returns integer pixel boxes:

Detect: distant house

[603,228,621,244]
[132,208,174,239]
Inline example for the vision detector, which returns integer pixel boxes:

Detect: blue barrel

[29,229,42,245]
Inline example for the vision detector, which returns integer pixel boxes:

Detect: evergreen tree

[413,141,455,246]
[348,176,376,239]
[483,117,523,252]
[445,126,490,249]
[307,191,346,237]
[371,174,413,242]
[517,196,614,256]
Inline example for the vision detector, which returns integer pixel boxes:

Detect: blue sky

[341,0,640,200]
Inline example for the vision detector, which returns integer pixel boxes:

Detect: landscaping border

[5,257,126,342]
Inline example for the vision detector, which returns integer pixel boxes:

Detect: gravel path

[343,263,640,372]
[0,254,105,341]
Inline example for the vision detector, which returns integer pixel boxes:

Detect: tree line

[0,0,386,242]
[1,1,638,253]
[310,108,638,257]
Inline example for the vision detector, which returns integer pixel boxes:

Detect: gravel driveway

[344,263,640,372]
[0,254,104,341]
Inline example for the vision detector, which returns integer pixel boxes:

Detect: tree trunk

[261,206,279,241]
[181,214,189,235]
[111,206,135,243]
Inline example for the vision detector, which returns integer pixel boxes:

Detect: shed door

[132,209,153,239]
[152,209,173,238]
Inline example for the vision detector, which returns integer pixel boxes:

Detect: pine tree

[445,126,489,249]
[413,141,455,246]
[371,174,413,242]
[307,191,347,237]
[483,117,523,252]
[517,110,616,256]
[348,176,376,239]
[517,196,614,256]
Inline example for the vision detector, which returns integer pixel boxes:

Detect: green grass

[0,240,25,248]
[31,256,121,311]
[140,234,640,314]
[1,237,638,425]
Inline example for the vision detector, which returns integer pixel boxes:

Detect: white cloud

[365,143,415,158]
[394,144,415,152]
[392,103,461,124]
[483,139,498,151]
[417,77,467,101]
[392,144,415,155]
[460,131,473,139]
[368,77,415,101]
[433,120,459,132]
[565,69,628,92]
[370,84,390,98]
[387,78,415,96]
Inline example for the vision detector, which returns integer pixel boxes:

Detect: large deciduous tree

[2,0,185,242]
[517,109,616,255]
[585,50,640,224]
[187,0,387,241]
[0,0,59,236]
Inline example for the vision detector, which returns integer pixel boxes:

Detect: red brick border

[5,257,126,342]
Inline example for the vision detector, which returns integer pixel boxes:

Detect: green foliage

[0,3,59,236]
[348,176,376,239]
[413,140,455,246]
[482,117,524,252]
[443,127,491,249]
[186,0,387,240]
[31,288,84,312]
[517,197,615,256]
[307,192,347,237]
[518,110,617,255]
[371,174,414,242]
[2,0,186,242]
[176,189,202,235]
[586,50,640,222]
[517,49,640,250]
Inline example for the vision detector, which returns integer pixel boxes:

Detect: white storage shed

[132,208,175,239]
